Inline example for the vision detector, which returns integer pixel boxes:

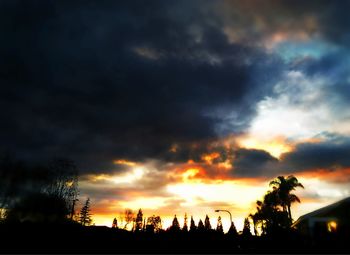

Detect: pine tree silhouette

[204,215,212,231]
[190,216,197,232]
[216,216,224,234]
[182,213,188,232]
[79,198,92,226]
[227,221,238,236]
[170,214,180,232]
[135,209,143,232]
[197,219,204,232]
[242,217,252,237]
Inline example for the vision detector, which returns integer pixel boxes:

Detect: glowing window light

[327,221,337,232]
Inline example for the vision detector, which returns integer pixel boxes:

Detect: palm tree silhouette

[269,175,304,222]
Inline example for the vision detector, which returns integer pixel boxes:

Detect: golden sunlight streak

[111,167,145,184]
[236,135,293,158]
[113,159,137,166]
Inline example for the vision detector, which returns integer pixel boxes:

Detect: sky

[1,0,350,231]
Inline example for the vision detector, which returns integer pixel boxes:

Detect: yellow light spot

[327,221,337,232]
[182,168,200,181]
[201,152,220,165]
[66,181,74,187]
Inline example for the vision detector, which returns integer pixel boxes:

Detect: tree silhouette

[112,218,118,228]
[0,155,24,213]
[0,156,80,223]
[204,215,212,231]
[227,221,238,236]
[250,187,291,235]
[146,215,162,233]
[190,216,197,232]
[45,158,79,216]
[6,192,69,223]
[79,198,92,226]
[216,216,224,234]
[135,209,143,232]
[124,209,134,229]
[170,214,180,232]
[182,213,188,232]
[142,218,146,231]
[242,217,252,237]
[197,219,204,232]
[269,175,304,222]
[249,213,259,236]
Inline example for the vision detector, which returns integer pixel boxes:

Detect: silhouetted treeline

[0,157,349,253]
[1,220,348,253]
[0,155,79,223]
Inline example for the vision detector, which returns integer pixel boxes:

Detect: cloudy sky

[1,0,350,230]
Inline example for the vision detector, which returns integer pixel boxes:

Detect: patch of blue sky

[274,40,338,63]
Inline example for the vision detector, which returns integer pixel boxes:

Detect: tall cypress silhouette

[197,219,204,232]
[170,214,180,232]
[216,216,224,234]
[182,213,188,232]
[190,216,197,232]
[204,215,212,231]
[242,217,252,237]
[135,209,143,232]
[227,221,238,236]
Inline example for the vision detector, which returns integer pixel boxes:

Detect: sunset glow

[236,135,293,158]
[3,0,350,241]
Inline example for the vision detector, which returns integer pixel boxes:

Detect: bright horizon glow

[86,168,350,233]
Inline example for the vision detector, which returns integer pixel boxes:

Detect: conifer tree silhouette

[170,214,180,232]
[135,209,143,232]
[197,219,204,232]
[216,216,224,234]
[204,214,212,231]
[190,216,197,232]
[79,198,92,226]
[242,217,252,237]
[182,213,188,232]
[228,221,238,236]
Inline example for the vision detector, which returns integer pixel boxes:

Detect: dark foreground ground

[0,222,349,254]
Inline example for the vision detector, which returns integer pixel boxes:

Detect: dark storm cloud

[0,0,284,173]
[230,148,279,178]
[313,1,350,46]
[228,135,350,179]
[219,0,350,47]
[281,136,350,172]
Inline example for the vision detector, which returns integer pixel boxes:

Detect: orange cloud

[201,152,220,165]
[297,167,350,183]
[113,159,137,166]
